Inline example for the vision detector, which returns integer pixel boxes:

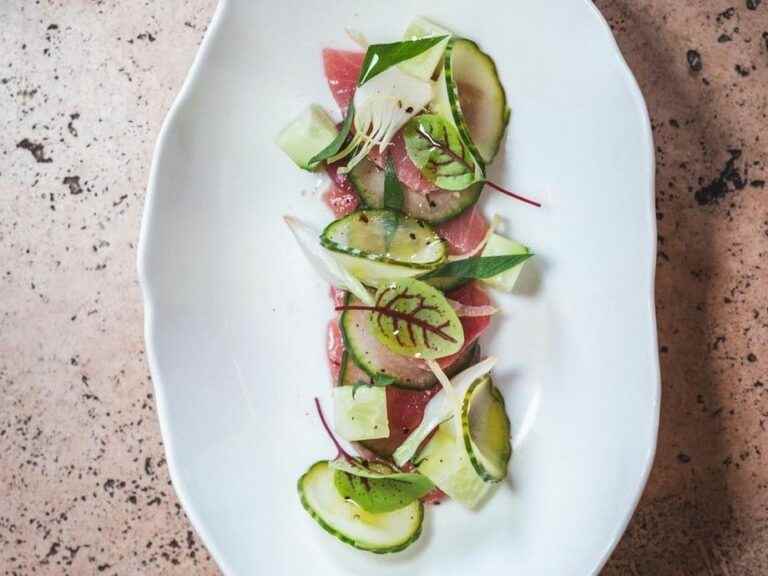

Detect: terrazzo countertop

[2,1,767,574]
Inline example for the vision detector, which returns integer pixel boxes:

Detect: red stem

[335,305,458,344]
[485,181,542,207]
[417,124,541,208]
[314,397,354,462]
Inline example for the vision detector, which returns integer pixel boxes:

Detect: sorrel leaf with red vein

[403,114,479,191]
[337,278,464,360]
[404,115,542,207]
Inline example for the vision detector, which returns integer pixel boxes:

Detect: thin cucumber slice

[416,421,489,509]
[298,461,423,554]
[399,17,452,81]
[337,350,369,387]
[461,376,511,482]
[341,294,479,389]
[480,234,530,292]
[276,105,338,170]
[329,251,424,287]
[321,210,446,269]
[432,38,509,165]
[348,158,482,224]
[336,352,390,442]
[333,385,389,442]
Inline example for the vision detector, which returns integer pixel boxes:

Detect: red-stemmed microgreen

[404,115,542,207]
[314,397,355,463]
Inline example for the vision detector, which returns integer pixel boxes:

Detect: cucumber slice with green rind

[461,375,512,482]
[298,461,424,554]
[433,38,509,166]
[341,294,479,389]
[349,158,482,224]
[337,350,369,387]
[321,210,446,269]
[416,421,490,508]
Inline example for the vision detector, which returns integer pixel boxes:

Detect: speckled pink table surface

[2,1,767,574]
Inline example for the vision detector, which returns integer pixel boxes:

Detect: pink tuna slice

[327,319,344,382]
[368,132,439,194]
[329,287,347,309]
[359,385,442,459]
[324,163,359,217]
[327,288,350,381]
[438,281,492,369]
[436,204,489,255]
[322,48,364,115]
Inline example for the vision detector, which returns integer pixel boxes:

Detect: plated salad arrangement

[278,17,540,554]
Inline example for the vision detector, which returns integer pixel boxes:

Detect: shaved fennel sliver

[336,67,432,174]
[393,356,497,467]
[284,216,374,305]
[426,359,455,402]
[345,27,368,49]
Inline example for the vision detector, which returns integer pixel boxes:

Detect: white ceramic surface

[138,0,659,574]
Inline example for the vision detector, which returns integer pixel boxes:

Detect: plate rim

[137,1,660,573]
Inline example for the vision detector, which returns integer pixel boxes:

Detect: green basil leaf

[381,158,404,251]
[358,36,449,86]
[308,101,355,168]
[383,155,405,212]
[379,210,401,253]
[332,459,434,513]
[403,114,480,190]
[421,254,534,281]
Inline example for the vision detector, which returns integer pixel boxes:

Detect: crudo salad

[277,17,541,554]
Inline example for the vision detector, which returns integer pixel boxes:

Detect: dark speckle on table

[62,175,83,195]
[686,49,704,72]
[694,149,747,206]
[16,138,53,163]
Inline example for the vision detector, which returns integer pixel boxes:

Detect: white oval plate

[138,0,659,574]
